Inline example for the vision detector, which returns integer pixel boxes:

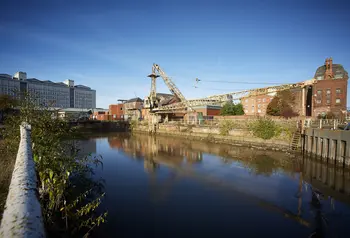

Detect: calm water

[78,133,350,238]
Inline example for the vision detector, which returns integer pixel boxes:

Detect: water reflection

[84,133,350,237]
[106,133,350,201]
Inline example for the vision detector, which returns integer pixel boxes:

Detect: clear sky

[1,0,349,108]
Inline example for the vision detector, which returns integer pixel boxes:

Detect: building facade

[109,104,124,120]
[312,58,348,117]
[0,74,20,98]
[241,94,275,116]
[239,58,348,118]
[73,85,96,109]
[0,72,96,109]
[124,97,143,120]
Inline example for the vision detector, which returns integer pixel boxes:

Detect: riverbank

[0,141,16,219]
[133,121,296,152]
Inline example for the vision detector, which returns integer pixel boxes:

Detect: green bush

[219,120,237,136]
[249,117,278,140]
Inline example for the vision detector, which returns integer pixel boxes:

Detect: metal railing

[0,123,45,238]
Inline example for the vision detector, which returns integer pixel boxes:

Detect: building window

[251,109,255,113]
[335,98,341,104]
[262,98,266,102]
[257,99,261,103]
[317,90,322,95]
[336,88,341,94]
[326,89,331,95]
[258,104,261,108]
[326,99,330,104]
[257,109,261,113]
[316,100,321,104]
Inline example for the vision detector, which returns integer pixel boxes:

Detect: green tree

[3,94,107,237]
[0,95,17,122]
[266,90,298,118]
[220,102,245,116]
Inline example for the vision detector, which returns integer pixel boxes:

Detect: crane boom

[154,78,316,112]
[152,64,187,103]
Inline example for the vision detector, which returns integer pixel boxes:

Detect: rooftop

[125,97,143,103]
[314,64,348,80]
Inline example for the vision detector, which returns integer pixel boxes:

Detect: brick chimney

[324,57,334,80]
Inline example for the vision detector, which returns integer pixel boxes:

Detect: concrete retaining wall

[134,125,291,151]
[304,128,350,167]
[0,123,45,238]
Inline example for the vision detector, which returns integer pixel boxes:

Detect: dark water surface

[79,133,350,238]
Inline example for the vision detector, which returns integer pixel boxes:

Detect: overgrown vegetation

[2,94,107,237]
[220,102,244,116]
[249,117,279,140]
[219,120,237,135]
[266,90,299,118]
[0,94,17,123]
[0,141,16,220]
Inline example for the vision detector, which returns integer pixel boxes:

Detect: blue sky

[1,0,349,108]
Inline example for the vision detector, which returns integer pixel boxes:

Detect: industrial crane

[147,63,192,112]
[146,63,316,113]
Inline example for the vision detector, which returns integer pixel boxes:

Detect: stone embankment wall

[0,123,45,238]
[133,121,296,152]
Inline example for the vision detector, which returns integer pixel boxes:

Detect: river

[78,133,350,238]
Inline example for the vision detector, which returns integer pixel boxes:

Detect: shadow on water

[80,133,350,238]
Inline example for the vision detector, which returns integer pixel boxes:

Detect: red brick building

[92,110,110,121]
[109,104,124,120]
[312,58,348,117]
[241,94,275,116]
[240,58,348,118]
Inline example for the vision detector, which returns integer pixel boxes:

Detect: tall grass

[0,141,16,219]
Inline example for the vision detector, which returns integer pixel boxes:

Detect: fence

[0,123,45,238]
[304,119,347,130]
[164,117,347,130]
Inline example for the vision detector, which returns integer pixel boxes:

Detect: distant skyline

[1,0,350,108]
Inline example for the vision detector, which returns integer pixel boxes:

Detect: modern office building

[0,72,96,109]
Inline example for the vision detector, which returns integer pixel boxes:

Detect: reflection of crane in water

[143,137,204,202]
[116,135,331,230]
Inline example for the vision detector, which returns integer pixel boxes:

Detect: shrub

[219,120,236,136]
[3,94,107,237]
[249,117,278,140]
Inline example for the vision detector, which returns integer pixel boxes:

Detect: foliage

[0,94,18,122]
[0,94,17,111]
[220,102,244,116]
[317,111,336,119]
[0,141,16,219]
[249,117,279,140]
[219,120,237,136]
[266,90,299,118]
[3,94,107,237]
[130,119,138,130]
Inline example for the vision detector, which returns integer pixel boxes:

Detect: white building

[73,85,96,109]
[0,74,20,98]
[0,72,96,109]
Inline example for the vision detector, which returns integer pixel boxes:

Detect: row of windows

[245,109,264,113]
[244,104,266,109]
[317,88,342,95]
[244,98,270,103]
[316,98,341,104]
